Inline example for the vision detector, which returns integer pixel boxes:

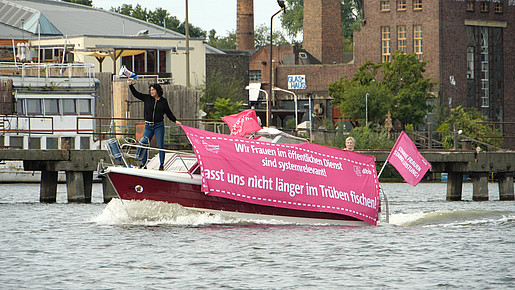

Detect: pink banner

[387,131,431,186]
[222,109,262,137]
[182,126,380,225]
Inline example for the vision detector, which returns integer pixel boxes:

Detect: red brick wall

[236,0,254,50]
[303,0,343,64]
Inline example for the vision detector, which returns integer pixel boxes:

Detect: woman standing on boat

[128,78,181,170]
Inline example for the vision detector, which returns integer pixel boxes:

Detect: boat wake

[92,198,295,227]
[388,209,514,227]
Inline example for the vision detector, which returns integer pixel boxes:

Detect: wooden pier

[365,151,514,201]
[0,149,112,203]
[0,149,513,203]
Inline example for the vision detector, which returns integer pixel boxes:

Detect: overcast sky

[92,0,287,37]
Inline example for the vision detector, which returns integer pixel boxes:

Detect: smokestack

[236,0,254,50]
[303,0,343,64]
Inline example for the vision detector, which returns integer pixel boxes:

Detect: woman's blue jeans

[137,122,165,166]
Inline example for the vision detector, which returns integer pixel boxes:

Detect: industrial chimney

[303,0,343,64]
[236,0,254,50]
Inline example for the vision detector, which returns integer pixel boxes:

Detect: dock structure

[0,149,513,203]
[0,149,111,203]
[365,151,514,201]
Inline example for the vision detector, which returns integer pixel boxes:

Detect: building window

[62,99,76,115]
[249,70,262,83]
[9,136,24,148]
[398,26,407,53]
[381,26,391,62]
[397,0,407,10]
[480,2,488,12]
[494,3,503,13]
[466,0,474,11]
[44,99,60,115]
[46,137,58,149]
[29,137,41,149]
[26,99,42,115]
[80,137,90,150]
[414,25,423,60]
[380,1,390,11]
[413,0,422,10]
[467,47,474,79]
[78,99,91,115]
[480,27,489,108]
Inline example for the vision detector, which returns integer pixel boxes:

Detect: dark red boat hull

[108,171,363,223]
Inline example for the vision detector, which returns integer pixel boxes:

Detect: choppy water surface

[0,182,513,289]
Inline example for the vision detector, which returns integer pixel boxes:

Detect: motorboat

[99,125,384,226]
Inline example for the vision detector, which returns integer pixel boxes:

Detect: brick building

[352,0,515,148]
[264,0,515,148]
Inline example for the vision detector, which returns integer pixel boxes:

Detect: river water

[0,182,513,289]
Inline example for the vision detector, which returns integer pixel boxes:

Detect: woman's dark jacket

[129,85,177,123]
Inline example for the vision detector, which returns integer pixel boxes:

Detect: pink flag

[387,131,431,186]
[222,109,262,137]
[182,125,380,225]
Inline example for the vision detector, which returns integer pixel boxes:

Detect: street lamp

[365,93,369,126]
[273,87,298,131]
[269,0,286,127]
[246,85,269,127]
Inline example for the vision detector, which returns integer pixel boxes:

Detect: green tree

[330,52,435,129]
[334,126,394,150]
[211,98,244,120]
[437,106,502,150]
[64,0,92,6]
[207,29,236,50]
[110,4,206,38]
[254,24,290,49]
[198,70,243,119]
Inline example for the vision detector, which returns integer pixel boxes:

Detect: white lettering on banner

[393,148,420,178]
[288,75,306,90]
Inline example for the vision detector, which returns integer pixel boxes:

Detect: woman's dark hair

[149,83,163,97]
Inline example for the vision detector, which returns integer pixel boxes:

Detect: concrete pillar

[472,172,489,201]
[446,172,463,201]
[102,176,118,203]
[498,172,514,201]
[83,171,93,203]
[40,170,58,203]
[65,171,90,203]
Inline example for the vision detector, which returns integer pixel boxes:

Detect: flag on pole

[222,109,262,137]
[386,131,431,186]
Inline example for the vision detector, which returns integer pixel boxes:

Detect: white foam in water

[387,209,515,227]
[93,199,336,226]
[92,199,232,226]
[92,198,295,226]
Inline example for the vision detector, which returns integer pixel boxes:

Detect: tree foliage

[437,106,502,150]
[64,0,92,6]
[207,30,236,50]
[110,4,206,38]
[329,52,436,129]
[198,70,243,119]
[254,24,291,49]
[334,126,394,150]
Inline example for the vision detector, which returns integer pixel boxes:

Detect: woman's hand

[127,78,133,85]
[176,121,182,126]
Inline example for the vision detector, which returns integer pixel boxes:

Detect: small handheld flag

[379,131,431,186]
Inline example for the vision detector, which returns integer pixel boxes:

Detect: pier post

[472,172,489,201]
[65,171,93,203]
[102,176,118,203]
[40,170,58,203]
[498,172,514,201]
[446,172,463,201]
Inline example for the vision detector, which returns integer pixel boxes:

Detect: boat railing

[379,186,390,223]
[0,62,96,80]
[105,138,195,178]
